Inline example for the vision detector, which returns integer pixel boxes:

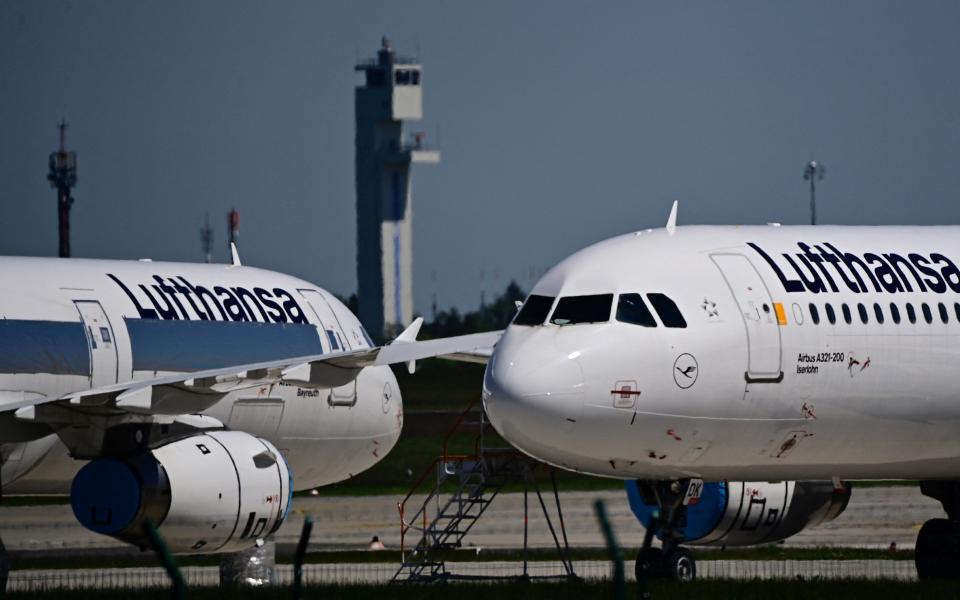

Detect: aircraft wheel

[663,548,696,582]
[635,547,664,580]
[916,518,960,579]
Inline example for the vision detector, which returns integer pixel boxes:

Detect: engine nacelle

[626,480,851,547]
[70,430,291,554]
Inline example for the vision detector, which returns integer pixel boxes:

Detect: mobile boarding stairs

[392,398,578,583]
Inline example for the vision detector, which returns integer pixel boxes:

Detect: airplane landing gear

[917,482,960,579]
[634,480,698,582]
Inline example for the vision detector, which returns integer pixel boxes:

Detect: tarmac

[0,485,943,555]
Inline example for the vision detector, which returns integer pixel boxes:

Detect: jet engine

[70,430,291,554]
[627,480,850,547]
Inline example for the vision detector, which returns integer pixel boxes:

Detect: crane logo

[673,354,699,389]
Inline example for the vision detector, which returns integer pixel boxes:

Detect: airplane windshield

[513,295,555,326]
[616,294,657,327]
[647,293,687,328]
[550,294,613,325]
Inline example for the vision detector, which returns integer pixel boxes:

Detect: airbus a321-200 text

[0,246,497,554]
[482,203,960,580]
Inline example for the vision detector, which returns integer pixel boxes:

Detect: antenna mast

[47,119,78,257]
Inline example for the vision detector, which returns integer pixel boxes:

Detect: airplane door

[711,255,783,382]
[298,289,351,352]
[297,289,357,407]
[74,300,119,387]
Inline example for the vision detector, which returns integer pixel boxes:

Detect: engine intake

[70,430,291,554]
[627,480,851,547]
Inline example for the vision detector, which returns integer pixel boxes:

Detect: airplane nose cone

[483,333,585,454]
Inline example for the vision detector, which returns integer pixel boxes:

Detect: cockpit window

[616,294,657,327]
[550,294,613,325]
[513,295,555,326]
[646,293,687,328]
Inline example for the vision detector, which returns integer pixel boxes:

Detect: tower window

[395,69,412,85]
[411,70,421,85]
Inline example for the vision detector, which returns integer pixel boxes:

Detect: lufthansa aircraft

[483,204,960,580]
[0,248,497,554]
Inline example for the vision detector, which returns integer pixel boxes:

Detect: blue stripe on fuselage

[0,320,90,375]
[126,319,323,372]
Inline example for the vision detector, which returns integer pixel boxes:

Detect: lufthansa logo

[673,354,699,389]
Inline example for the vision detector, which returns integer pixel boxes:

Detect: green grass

[392,361,486,411]
[0,496,69,506]
[6,580,960,600]
[6,546,916,571]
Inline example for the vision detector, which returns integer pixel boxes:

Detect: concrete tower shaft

[355,37,439,340]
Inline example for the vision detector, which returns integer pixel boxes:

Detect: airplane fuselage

[0,257,402,493]
[484,225,960,481]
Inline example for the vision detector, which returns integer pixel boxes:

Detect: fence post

[293,515,314,600]
[593,499,625,600]
[142,520,187,600]
[0,535,9,595]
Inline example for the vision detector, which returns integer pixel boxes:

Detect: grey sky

[2,2,959,313]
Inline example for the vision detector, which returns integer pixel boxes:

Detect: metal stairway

[392,400,577,583]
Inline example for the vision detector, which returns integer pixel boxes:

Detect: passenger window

[873,303,884,324]
[907,303,917,324]
[809,303,820,325]
[922,303,933,324]
[825,303,836,325]
[857,303,868,324]
[890,302,901,324]
[646,293,687,328]
[842,304,852,325]
[955,302,960,323]
[616,294,657,327]
[326,330,340,350]
[514,295,555,326]
[551,294,613,325]
[938,302,949,324]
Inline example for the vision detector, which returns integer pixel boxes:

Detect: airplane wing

[2,320,502,417]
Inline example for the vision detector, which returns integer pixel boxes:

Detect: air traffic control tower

[355,37,440,340]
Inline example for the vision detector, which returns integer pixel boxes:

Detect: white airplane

[0,249,497,554]
[483,203,960,580]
